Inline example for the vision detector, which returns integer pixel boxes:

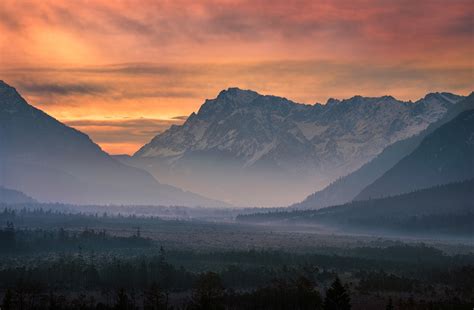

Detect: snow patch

[244,140,277,167]
[296,122,328,140]
[141,147,183,158]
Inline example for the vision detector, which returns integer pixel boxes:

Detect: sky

[0,0,473,154]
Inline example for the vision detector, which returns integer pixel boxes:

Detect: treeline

[0,230,472,308]
[1,252,472,293]
[1,260,472,309]
[237,180,474,236]
[0,201,238,221]
[0,222,151,253]
[0,207,167,228]
[0,272,353,310]
[2,224,473,273]
[165,245,474,275]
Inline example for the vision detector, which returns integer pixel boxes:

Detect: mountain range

[0,81,226,207]
[126,88,462,206]
[240,99,474,235]
[1,80,470,210]
[292,92,474,209]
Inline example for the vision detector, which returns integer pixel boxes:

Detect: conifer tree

[323,277,351,310]
[386,297,394,310]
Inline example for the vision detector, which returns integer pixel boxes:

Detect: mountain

[291,92,472,209]
[130,88,461,207]
[0,187,36,204]
[355,107,474,200]
[0,81,227,207]
[238,180,474,236]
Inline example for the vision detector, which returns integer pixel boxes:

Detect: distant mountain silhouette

[129,88,459,207]
[0,81,227,207]
[0,186,36,204]
[356,105,474,200]
[292,93,472,209]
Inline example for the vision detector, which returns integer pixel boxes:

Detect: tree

[158,246,166,266]
[143,283,167,310]
[2,288,13,310]
[295,276,323,310]
[386,297,394,310]
[323,277,351,310]
[115,288,130,310]
[191,272,225,310]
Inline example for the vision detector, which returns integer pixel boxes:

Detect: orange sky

[1,0,473,154]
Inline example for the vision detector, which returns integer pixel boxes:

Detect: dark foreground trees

[191,272,225,310]
[143,283,168,310]
[224,275,323,310]
[3,275,474,309]
[323,277,351,310]
[0,223,472,310]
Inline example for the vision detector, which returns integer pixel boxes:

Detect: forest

[0,206,473,309]
[238,180,474,237]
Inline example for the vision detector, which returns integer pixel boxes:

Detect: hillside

[356,108,474,200]
[0,187,36,204]
[0,81,226,207]
[238,180,474,236]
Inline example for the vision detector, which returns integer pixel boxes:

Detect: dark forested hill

[356,108,474,201]
[239,180,474,236]
[0,187,36,204]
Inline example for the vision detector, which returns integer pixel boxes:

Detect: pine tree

[143,283,167,310]
[323,277,351,310]
[191,272,225,310]
[2,288,13,310]
[386,297,394,310]
[115,288,129,310]
[295,276,323,309]
[158,246,166,266]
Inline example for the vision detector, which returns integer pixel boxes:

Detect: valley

[1,204,473,309]
[1,82,473,309]
[1,1,473,308]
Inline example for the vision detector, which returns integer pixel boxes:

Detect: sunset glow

[1,0,473,154]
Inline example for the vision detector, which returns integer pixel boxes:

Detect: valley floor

[0,204,473,309]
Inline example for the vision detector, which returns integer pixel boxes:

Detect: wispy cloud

[171,115,189,120]
[1,0,472,65]
[0,0,472,153]
[64,117,185,154]
[18,82,108,96]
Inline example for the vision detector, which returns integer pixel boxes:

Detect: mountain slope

[356,107,474,200]
[131,88,460,206]
[238,180,474,236]
[0,81,226,207]
[291,93,473,209]
[0,187,36,204]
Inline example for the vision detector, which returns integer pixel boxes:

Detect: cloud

[65,117,182,131]
[4,60,473,108]
[64,117,185,154]
[172,115,189,120]
[18,82,108,96]
[116,89,199,100]
[1,0,472,65]
[0,5,21,30]
[0,0,472,154]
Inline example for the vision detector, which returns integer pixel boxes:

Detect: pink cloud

[0,0,472,153]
